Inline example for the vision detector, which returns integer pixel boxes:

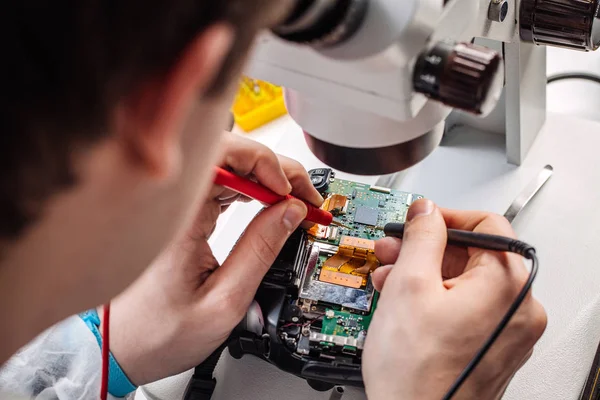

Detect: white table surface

[138,47,600,400]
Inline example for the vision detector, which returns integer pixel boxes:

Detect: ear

[116,24,234,180]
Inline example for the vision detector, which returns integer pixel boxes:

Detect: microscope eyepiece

[273,0,369,48]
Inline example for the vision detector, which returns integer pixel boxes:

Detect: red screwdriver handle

[213,167,332,226]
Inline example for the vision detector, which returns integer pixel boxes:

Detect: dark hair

[0,1,275,239]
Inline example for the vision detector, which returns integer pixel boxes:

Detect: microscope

[246,0,600,175]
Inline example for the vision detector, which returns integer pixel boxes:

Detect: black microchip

[347,319,358,328]
[354,207,379,226]
[379,200,386,208]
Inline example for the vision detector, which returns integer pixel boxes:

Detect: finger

[375,236,469,281]
[300,221,316,230]
[201,199,307,306]
[441,209,515,238]
[374,237,402,265]
[218,194,242,207]
[372,265,393,292]
[386,199,447,291]
[447,250,531,310]
[277,155,324,206]
[375,236,470,280]
[216,188,241,201]
[441,208,518,276]
[221,132,292,196]
[188,200,222,241]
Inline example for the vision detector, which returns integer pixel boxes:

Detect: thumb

[202,200,307,302]
[385,199,447,293]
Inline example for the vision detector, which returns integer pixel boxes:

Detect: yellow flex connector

[320,236,380,288]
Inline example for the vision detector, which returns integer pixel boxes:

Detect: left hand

[107,132,323,385]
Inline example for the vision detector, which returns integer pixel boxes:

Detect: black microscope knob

[520,0,600,51]
[412,41,503,116]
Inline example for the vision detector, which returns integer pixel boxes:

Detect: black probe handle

[383,223,522,253]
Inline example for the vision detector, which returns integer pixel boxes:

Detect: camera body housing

[228,169,422,390]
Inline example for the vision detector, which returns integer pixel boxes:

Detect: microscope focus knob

[520,0,600,51]
[412,42,503,116]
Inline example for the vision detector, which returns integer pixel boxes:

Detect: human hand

[107,131,323,385]
[363,200,547,400]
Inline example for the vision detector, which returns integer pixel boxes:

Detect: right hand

[108,134,321,386]
[363,200,547,400]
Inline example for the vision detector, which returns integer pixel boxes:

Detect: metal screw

[488,0,509,22]
[292,317,299,323]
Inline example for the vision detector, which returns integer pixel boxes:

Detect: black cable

[383,224,539,400]
[547,72,600,85]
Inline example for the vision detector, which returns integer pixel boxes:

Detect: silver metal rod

[504,165,554,223]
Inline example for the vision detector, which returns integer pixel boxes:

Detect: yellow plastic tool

[232,77,287,132]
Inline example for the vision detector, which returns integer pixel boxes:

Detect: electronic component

[310,221,341,241]
[324,194,349,215]
[321,236,378,288]
[369,186,391,194]
[319,269,363,289]
[339,236,375,250]
[309,331,366,350]
[314,309,371,353]
[299,241,376,312]
[328,227,339,241]
[321,309,370,338]
[313,225,328,240]
[308,168,334,192]
[354,207,379,226]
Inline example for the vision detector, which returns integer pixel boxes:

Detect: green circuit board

[321,308,374,337]
[314,179,423,245]
[309,176,423,340]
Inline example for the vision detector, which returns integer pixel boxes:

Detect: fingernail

[283,202,307,232]
[407,199,435,222]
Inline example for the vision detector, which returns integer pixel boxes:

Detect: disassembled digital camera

[228,168,423,390]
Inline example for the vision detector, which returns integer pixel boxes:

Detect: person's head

[0,0,291,341]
